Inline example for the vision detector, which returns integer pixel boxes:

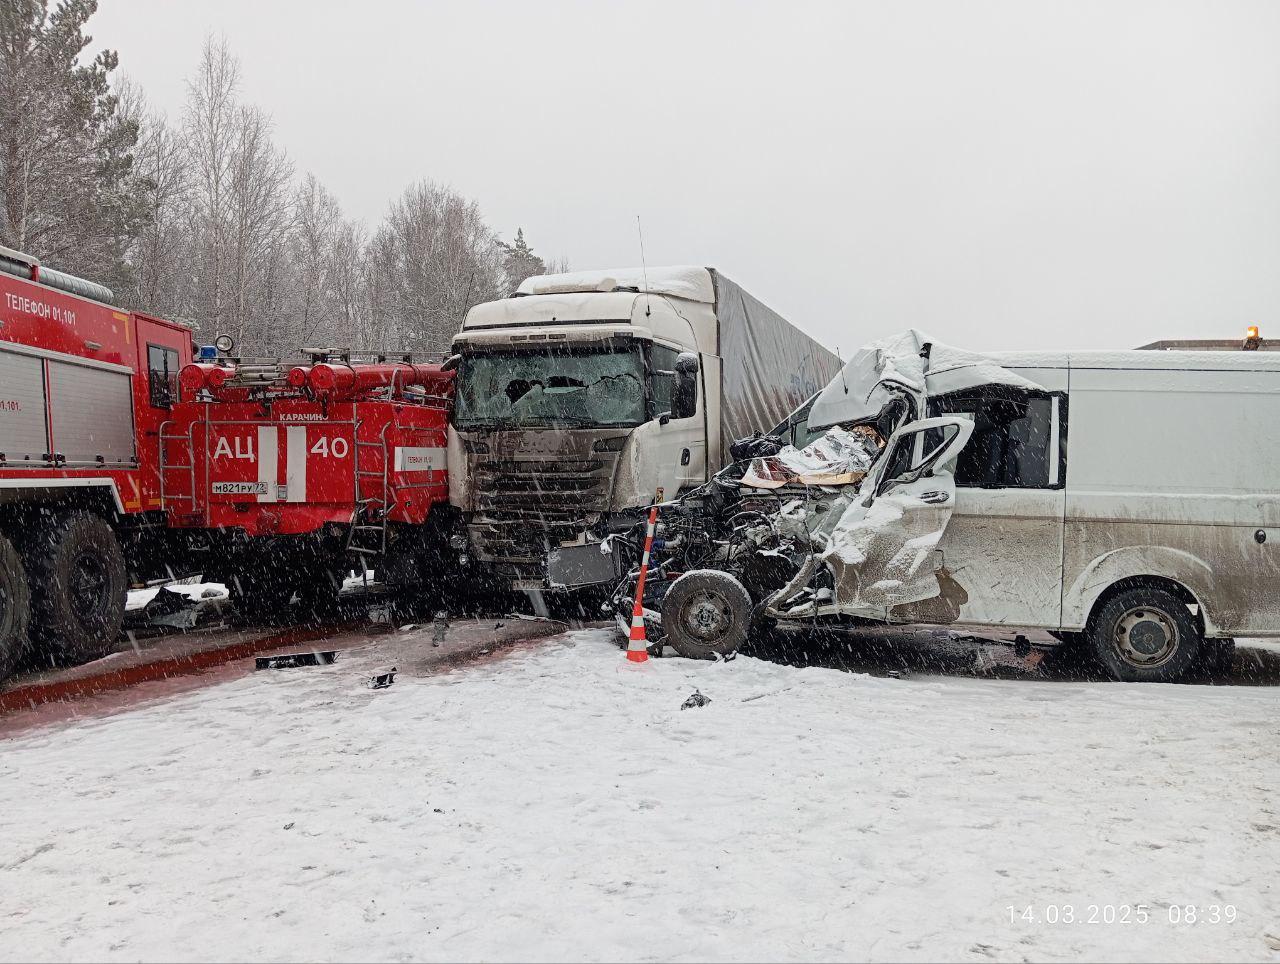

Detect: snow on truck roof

[516,266,716,304]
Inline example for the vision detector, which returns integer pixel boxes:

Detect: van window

[148,344,180,409]
[926,389,1062,488]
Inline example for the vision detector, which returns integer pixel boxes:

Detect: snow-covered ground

[2,629,1277,962]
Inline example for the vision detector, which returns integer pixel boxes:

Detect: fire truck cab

[0,247,193,679]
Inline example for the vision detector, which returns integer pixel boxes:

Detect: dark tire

[295,566,344,622]
[1194,637,1236,679]
[661,569,753,660]
[229,572,297,622]
[1088,587,1201,682]
[1040,631,1096,676]
[0,532,32,682]
[25,511,128,663]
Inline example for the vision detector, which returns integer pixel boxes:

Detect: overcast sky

[90,0,1280,353]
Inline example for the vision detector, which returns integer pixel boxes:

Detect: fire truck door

[133,318,188,411]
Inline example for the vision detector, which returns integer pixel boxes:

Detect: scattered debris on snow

[254,651,339,670]
[680,688,711,710]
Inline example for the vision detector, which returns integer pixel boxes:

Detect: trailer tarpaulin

[712,271,841,464]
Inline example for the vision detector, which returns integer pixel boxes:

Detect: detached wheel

[0,533,32,682]
[26,511,128,663]
[661,570,753,660]
[1089,587,1200,682]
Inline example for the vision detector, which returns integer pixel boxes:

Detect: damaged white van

[619,330,1280,682]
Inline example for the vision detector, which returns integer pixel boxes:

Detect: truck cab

[450,272,715,590]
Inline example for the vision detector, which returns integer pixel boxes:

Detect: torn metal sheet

[125,584,229,631]
[767,416,974,621]
[807,329,1044,430]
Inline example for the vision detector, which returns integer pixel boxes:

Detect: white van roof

[989,349,1280,372]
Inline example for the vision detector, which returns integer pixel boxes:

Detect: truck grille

[467,448,623,566]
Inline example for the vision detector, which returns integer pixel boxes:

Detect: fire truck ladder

[158,419,198,515]
[347,421,397,570]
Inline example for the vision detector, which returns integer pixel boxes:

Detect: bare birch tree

[367,180,503,354]
[115,77,192,317]
[182,36,238,338]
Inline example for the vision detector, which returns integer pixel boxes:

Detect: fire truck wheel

[0,533,33,682]
[231,576,297,622]
[295,569,342,620]
[26,511,128,662]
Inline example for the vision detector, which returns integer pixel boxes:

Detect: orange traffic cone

[625,489,663,663]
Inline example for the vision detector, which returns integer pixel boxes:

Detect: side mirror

[673,352,699,376]
[670,352,699,420]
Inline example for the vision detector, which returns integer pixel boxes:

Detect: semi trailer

[447,266,841,591]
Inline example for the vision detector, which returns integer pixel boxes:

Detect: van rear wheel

[1089,587,1200,682]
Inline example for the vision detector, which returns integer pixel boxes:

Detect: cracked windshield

[454,344,645,428]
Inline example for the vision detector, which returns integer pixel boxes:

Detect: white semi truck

[447,266,841,590]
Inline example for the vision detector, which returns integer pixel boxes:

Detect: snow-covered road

[2,629,1277,962]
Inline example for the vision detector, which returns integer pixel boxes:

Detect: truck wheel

[230,573,297,623]
[1088,587,1200,682]
[26,511,127,663]
[295,567,343,621]
[661,570,753,659]
[0,533,32,682]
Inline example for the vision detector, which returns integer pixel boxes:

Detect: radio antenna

[637,215,651,317]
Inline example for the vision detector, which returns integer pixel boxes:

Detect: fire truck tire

[0,533,33,682]
[295,568,342,620]
[26,511,128,662]
[230,576,297,621]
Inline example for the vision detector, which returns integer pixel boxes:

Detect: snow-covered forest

[0,0,560,354]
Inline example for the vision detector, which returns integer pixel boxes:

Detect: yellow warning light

[1244,325,1261,351]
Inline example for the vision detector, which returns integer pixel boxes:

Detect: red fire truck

[161,352,455,617]
[0,246,457,683]
[0,246,194,679]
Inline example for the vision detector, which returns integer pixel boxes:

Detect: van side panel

[1062,366,1280,636]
